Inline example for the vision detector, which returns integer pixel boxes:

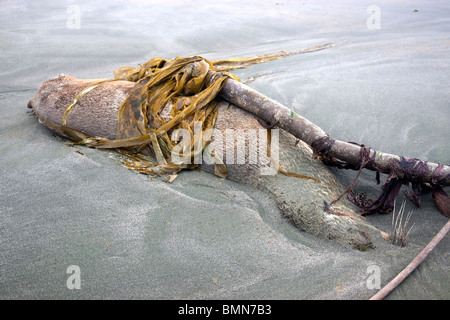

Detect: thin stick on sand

[370,219,450,300]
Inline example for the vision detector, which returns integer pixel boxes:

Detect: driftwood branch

[211,72,450,187]
[210,52,450,297]
[370,219,450,300]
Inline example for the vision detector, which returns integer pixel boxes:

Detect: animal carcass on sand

[28,74,387,249]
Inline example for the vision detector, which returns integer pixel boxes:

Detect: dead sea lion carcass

[28,74,386,249]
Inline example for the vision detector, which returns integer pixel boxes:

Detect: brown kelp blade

[212,42,334,71]
[432,186,450,218]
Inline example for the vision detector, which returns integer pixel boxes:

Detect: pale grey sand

[0,0,448,299]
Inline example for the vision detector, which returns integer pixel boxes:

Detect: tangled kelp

[60,46,333,180]
[61,56,230,177]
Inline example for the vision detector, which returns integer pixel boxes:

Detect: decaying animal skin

[29,75,386,249]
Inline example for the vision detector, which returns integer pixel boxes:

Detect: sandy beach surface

[0,0,448,299]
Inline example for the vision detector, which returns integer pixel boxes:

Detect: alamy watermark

[170,123,280,176]
[367,5,381,30]
[66,265,81,289]
[64,264,383,292]
[366,265,381,290]
[66,5,81,30]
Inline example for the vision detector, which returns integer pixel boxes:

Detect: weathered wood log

[208,70,450,187]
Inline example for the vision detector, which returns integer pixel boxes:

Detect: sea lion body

[29,75,383,248]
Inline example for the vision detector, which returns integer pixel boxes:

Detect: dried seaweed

[432,186,450,218]
[345,156,450,217]
[61,49,324,182]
